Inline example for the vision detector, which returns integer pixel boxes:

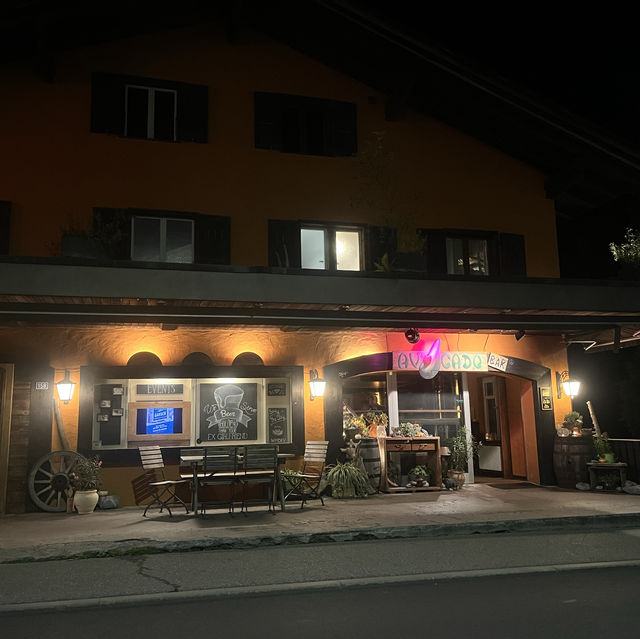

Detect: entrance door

[0,364,15,514]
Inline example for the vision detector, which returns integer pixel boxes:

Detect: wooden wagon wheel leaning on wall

[27,396,85,512]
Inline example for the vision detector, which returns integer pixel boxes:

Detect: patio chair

[198,446,240,516]
[283,440,328,509]
[137,446,190,517]
[239,445,279,514]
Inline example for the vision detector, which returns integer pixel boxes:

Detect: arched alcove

[181,352,214,366]
[126,351,163,367]
[232,352,264,366]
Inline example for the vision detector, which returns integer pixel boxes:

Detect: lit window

[446,237,489,276]
[125,85,177,141]
[132,217,193,263]
[301,226,361,271]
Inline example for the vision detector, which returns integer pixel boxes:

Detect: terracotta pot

[74,490,99,514]
[448,469,466,490]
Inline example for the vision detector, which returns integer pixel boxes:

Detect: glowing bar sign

[393,344,488,377]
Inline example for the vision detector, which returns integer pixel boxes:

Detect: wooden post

[586,400,601,437]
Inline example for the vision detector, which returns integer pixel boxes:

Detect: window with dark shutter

[255,92,357,157]
[91,72,207,143]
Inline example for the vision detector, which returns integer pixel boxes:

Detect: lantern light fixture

[557,370,581,399]
[56,370,76,404]
[309,369,326,401]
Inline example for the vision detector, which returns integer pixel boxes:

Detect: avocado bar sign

[393,348,491,377]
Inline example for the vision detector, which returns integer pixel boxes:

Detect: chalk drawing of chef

[207,384,251,440]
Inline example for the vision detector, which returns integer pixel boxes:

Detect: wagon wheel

[28,450,85,512]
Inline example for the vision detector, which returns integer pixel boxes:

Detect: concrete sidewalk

[2,480,640,564]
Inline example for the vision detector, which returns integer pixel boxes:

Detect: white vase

[74,489,99,514]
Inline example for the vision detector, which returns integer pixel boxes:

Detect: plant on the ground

[325,461,370,499]
[446,426,482,472]
[408,465,431,481]
[70,455,102,491]
[281,468,303,489]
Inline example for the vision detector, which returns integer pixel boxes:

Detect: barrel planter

[360,437,381,492]
[553,435,594,488]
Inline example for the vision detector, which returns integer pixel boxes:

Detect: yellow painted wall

[0,23,559,276]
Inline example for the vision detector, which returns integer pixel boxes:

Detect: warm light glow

[309,369,326,400]
[562,379,581,398]
[56,370,76,403]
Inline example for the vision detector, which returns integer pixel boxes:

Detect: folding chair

[239,445,279,514]
[198,446,239,516]
[283,440,328,509]
[137,446,190,517]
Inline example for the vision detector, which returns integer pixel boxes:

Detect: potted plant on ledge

[446,426,482,489]
[593,432,615,463]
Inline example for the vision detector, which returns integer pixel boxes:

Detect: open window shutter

[268,219,301,268]
[194,214,230,264]
[327,100,357,157]
[254,92,283,151]
[498,233,527,276]
[424,229,447,276]
[0,201,10,254]
[365,224,397,271]
[91,73,125,135]
[92,208,132,260]
[176,84,208,143]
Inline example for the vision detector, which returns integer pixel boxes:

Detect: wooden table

[587,461,628,489]
[180,451,295,513]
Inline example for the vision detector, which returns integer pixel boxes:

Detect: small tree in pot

[446,426,482,489]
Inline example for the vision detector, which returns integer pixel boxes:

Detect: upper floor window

[301,226,362,271]
[125,85,177,141]
[255,92,357,157]
[132,216,194,263]
[446,236,490,276]
[91,72,208,143]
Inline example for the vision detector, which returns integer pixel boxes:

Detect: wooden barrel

[553,435,594,488]
[360,437,381,492]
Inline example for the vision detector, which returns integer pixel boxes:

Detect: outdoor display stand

[378,436,442,492]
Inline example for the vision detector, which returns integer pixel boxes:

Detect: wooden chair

[239,445,279,514]
[198,446,240,516]
[137,446,190,517]
[283,440,328,509]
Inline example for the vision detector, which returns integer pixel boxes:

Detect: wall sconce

[309,369,326,401]
[514,329,526,341]
[405,328,420,344]
[556,370,581,399]
[56,370,76,404]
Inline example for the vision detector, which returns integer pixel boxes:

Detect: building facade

[2,10,640,513]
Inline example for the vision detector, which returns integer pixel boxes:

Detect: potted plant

[446,426,482,489]
[70,455,102,514]
[562,411,584,436]
[408,465,431,487]
[325,461,370,498]
[593,432,614,463]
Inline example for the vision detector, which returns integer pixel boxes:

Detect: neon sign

[393,347,489,374]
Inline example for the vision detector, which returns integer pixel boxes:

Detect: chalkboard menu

[268,407,287,443]
[267,383,287,397]
[199,382,259,442]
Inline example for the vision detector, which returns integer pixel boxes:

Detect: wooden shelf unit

[378,437,442,493]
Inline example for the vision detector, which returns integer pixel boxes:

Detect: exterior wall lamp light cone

[309,369,326,401]
[56,370,76,404]
[557,370,581,399]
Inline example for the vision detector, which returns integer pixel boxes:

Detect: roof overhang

[1,261,639,352]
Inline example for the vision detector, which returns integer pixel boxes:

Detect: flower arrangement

[70,455,102,491]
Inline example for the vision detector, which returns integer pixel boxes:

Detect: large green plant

[447,426,482,472]
[610,228,640,267]
[326,461,370,499]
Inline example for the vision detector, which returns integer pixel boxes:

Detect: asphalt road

[2,566,639,638]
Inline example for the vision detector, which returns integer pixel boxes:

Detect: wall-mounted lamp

[514,329,526,341]
[56,370,76,404]
[309,369,326,401]
[405,328,420,344]
[556,370,581,399]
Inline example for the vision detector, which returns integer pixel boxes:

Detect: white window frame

[124,85,177,141]
[301,224,363,271]
[131,216,195,263]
